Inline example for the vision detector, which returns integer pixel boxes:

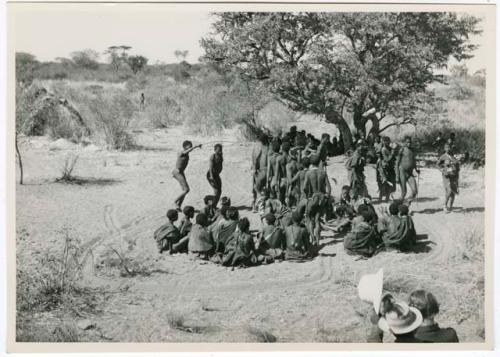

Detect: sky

[9,3,489,73]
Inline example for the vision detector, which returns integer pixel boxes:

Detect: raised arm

[182,144,202,155]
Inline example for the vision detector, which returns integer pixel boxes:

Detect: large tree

[202,12,480,149]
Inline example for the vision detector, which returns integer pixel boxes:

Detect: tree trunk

[15,132,23,185]
[325,110,352,151]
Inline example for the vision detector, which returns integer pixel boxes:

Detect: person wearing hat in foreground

[378,300,423,342]
[409,290,459,342]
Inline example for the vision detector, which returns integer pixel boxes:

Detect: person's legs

[399,168,407,201]
[208,173,222,207]
[407,175,418,200]
[173,171,190,208]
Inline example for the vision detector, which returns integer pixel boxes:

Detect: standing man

[266,140,281,198]
[172,140,202,210]
[396,136,419,205]
[207,144,223,207]
[437,143,460,213]
[252,134,270,212]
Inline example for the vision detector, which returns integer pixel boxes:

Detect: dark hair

[214,143,222,150]
[321,133,329,139]
[261,188,270,197]
[290,125,297,132]
[310,154,321,166]
[342,185,350,192]
[220,206,229,219]
[195,213,208,227]
[258,133,269,145]
[292,210,303,224]
[399,204,409,216]
[389,202,400,215]
[404,135,412,142]
[361,210,373,223]
[182,140,193,149]
[183,205,195,218]
[220,196,231,207]
[264,213,276,225]
[227,206,239,220]
[357,203,369,214]
[301,156,311,168]
[409,290,439,319]
[238,217,250,232]
[380,293,396,316]
[271,140,281,153]
[166,209,178,221]
[383,136,391,143]
[204,195,215,205]
[281,141,291,152]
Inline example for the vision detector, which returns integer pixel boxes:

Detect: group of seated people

[153,195,317,268]
[321,185,417,258]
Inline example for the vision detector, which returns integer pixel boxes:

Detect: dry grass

[17,320,80,342]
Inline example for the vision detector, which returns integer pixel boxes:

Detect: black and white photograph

[7,2,496,351]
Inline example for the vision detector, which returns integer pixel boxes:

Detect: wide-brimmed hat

[378,301,423,335]
[357,268,384,314]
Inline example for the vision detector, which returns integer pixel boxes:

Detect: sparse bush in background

[56,153,79,183]
[86,90,136,149]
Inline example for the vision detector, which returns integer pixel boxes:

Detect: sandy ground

[16,120,485,343]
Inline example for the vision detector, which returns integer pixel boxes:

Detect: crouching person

[381,204,416,252]
[188,213,215,260]
[154,209,180,254]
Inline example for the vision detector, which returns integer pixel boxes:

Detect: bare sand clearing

[16,123,485,343]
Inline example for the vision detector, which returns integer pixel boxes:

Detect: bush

[88,91,136,149]
[414,124,485,167]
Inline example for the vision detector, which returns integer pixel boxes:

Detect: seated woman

[381,204,416,252]
[154,209,180,254]
[222,217,259,268]
[408,290,459,342]
[188,213,215,260]
[211,206,239,253]
[344,210,381,258]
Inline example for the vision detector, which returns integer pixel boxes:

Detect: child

[203,195,216,223]
[179,205,195,238]
[188,213,215,260]
[154,209,180,254]
[207,144,223,207]
[173,140,202,210]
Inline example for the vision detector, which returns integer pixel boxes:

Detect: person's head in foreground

[408,290,439,323]
[226,207,239,221]
[183,206,195,219]
[214,143,223,155]
[182,140,193,150]
[389,202,400,216]
[263,213,276,227]
[378,300,423,339]
[399,204,409,217]
[204,195,215,207]
[195,213,209,227]
[238,217,250,233]
[166,209,178,223]
[220,196,231,208]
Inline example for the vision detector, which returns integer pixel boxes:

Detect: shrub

[86,90,136,149]
[56,153,79,183]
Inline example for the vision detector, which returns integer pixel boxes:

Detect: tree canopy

[127,55,149,74]
[202,12,481,148]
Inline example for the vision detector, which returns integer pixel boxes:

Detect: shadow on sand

[54,177,121,187]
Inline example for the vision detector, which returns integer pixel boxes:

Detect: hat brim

[378,307,423,335]
[372,268,384,314]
